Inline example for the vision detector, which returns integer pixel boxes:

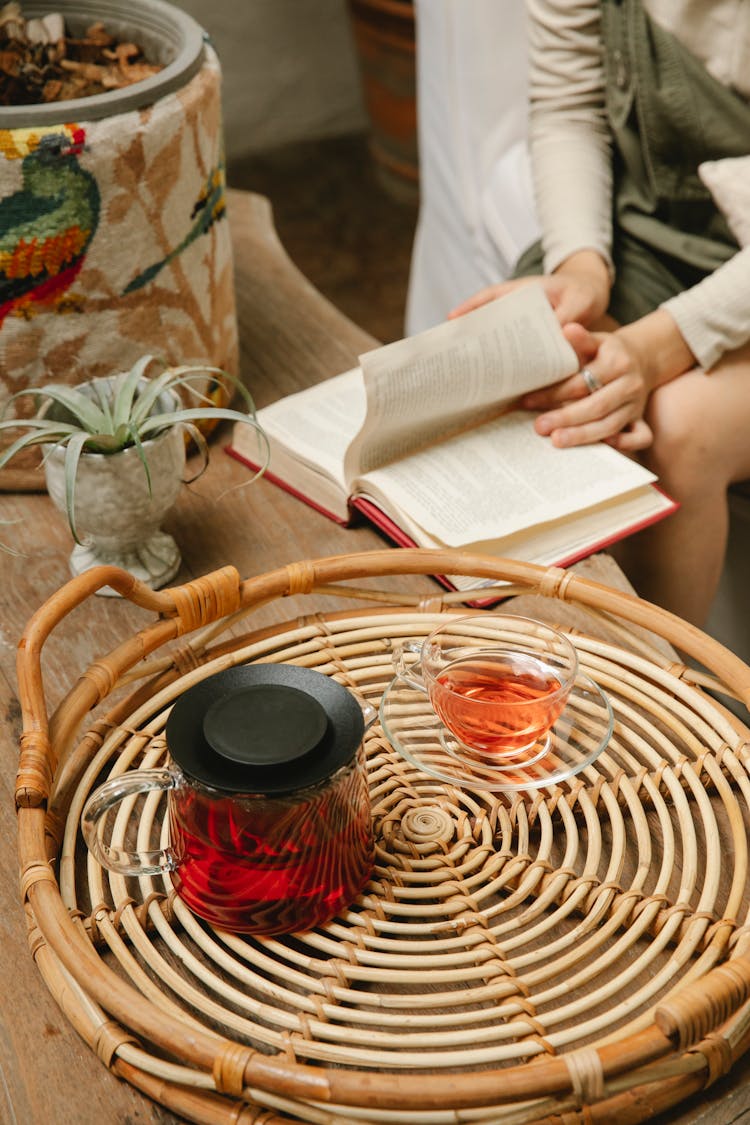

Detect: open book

[228,285,676,591]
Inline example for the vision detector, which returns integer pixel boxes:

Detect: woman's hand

[449,251,611,328]
[520,323,654,451]
[520,311,697,451]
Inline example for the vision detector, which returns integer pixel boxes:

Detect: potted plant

[0,354,268,592]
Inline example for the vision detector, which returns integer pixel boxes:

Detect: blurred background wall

[176,0,368,161]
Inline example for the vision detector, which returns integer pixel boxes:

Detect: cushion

[698,155,750,249]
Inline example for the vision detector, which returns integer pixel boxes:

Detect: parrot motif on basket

[0,123,100,326]
[123,159,227,294]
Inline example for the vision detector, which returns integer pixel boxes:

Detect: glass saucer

[379,673,614,793]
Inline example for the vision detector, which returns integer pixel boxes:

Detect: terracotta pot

[347,0,418,203]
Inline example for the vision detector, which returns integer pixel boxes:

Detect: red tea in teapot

[169,748,373,933]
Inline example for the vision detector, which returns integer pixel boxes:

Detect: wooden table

[1,190,748,1124]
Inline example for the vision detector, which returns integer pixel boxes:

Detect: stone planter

[44,422,186,593]
[0,0,238,428]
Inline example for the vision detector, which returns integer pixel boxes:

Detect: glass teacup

[395,614,578,762]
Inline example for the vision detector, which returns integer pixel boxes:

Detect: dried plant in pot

[0,354,268,592]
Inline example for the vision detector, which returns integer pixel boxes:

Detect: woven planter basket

[15,548,750,1124]
[0,1,238,489]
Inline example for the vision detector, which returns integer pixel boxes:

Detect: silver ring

[581,367,602,395]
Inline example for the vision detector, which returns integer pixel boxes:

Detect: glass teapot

[82,664,375,934]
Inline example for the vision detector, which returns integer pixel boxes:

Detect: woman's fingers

[546,403,641,447]
[563,321,600,363]
[521,324,606,409]
[605,419,654,451]
[521,366,603,409]
[533,376,646,445]
[448,281,517,318]
[525,384,652,448]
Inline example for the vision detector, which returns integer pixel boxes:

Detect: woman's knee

[644,374,731,493]
[648,350,750,487]
[634,342,750,498]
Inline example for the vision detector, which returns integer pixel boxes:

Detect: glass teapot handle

[81,768,181,877]
[360,697,377,731]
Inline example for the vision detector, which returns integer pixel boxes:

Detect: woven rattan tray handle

[16,564,243,807]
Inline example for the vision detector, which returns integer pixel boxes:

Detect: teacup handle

[81,768,180,877]
[394,640,428,693]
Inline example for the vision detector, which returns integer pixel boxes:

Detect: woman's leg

[613,341,750,627]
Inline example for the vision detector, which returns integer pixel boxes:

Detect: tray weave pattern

[15,549,750,1124]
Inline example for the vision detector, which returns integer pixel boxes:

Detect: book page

[344,283,578,481]
[251,368,366,489]
[355,411,658,546]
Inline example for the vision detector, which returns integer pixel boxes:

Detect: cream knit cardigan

[526,0,750,368]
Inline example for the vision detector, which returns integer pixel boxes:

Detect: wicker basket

[15,548,750,1124]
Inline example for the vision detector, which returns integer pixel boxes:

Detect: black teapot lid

[165,664,365,795]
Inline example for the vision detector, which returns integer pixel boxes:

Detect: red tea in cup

[396,615,578,761]
[431,653,567,756]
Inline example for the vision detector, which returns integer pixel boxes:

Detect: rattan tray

[15,548,750,1124]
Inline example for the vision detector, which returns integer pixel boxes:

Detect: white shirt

[405,0,538,334]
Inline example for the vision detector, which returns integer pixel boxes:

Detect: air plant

[0,354,269,541]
